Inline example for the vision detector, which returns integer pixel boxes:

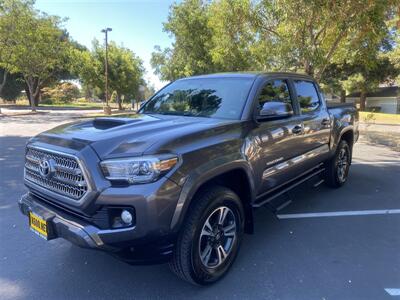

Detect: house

[346,86,400,114]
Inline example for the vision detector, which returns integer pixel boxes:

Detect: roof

[347,86,399,98]
[179,72,315,81]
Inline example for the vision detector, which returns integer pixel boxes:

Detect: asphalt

[0,113,399,300]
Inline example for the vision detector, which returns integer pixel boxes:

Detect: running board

[313,179,325,187]
[252,165,325,209]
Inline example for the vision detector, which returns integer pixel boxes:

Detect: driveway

[0,112,399,299]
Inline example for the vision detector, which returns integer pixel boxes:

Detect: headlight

[100,155,178,184]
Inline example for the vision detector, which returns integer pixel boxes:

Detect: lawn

[4,99,126,110]
[359,111,400,125]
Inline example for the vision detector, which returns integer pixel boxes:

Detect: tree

[387,11,400,85]
[41,82,80,104]
[151,0,216,81]
[208,0,256,71]
[73,39,145,109]
[0,0,74,111]
[252,0,399,81]
[343,57,398,111]
[152,0,399,86]
[0,0,33,98]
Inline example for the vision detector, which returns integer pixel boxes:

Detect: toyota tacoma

[19,72,358,284]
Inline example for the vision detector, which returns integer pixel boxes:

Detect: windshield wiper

[143,111,210,118]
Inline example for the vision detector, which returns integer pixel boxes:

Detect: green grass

[9,99,123,109]
[359,111,400,125]
[40,102,106,108]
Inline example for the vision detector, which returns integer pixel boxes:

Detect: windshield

[141,77,254,120]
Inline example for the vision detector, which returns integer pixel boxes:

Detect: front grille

[24,147,88,200]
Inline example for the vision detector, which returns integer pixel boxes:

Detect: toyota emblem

[39,158,55,178]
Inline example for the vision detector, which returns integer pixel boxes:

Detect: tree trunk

[0,69,8,95]
[0,69,8,113]
[24,77,41,111]
[117,94,122,110]
[359,90,367,111]
[304,61,314,77]
[340,89,346,103]
[24,84,32,106]
[33,89,40,107]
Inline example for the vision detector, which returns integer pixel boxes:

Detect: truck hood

[31,113,237,159]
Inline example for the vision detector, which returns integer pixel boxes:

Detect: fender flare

[330,125,355,154]
[169,159,255,232]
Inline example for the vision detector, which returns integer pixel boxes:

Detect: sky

[34,0,178,90]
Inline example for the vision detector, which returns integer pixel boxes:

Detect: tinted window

[294,80,320,112]
[257,80,293,113]
[141,78,254,120]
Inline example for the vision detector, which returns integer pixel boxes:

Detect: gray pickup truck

[19,72,358,285]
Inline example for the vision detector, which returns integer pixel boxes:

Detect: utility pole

[101,27,112,114]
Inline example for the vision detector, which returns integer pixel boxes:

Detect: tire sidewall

[190,190,244,284]
[334,141,350,185]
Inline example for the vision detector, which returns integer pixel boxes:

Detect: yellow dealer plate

[29,212,48,239]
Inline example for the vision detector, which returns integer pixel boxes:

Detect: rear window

[294,80,320,112]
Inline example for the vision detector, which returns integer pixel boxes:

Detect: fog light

[121,210,133,225]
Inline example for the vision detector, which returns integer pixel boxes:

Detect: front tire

[325,140,351,188]
[169,185,244,285]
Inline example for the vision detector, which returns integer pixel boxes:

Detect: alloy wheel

[198,206,237,269]
[336,148,349,182]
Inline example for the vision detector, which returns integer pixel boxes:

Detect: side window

[294,80,320,112]
[257,80,293,113]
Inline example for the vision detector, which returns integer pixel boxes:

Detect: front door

[247,79,305,197]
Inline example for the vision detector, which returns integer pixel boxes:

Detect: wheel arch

[338,129,354,162]
[170,163,255,234]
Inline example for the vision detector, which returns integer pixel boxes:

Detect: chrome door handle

[321,118,330,126]
[292,125,303,135]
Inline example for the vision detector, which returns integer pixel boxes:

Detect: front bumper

[18,193,176,263]
[19,193,124,250]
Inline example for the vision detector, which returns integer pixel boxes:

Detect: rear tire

[169,185,245,285]
[325,140,351,188]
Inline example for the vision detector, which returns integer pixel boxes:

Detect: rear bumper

[18,193,175,263]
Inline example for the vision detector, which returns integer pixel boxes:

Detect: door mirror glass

[259,101,293,119]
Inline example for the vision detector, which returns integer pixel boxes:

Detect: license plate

[29,212,48,240]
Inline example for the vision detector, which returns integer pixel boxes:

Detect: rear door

[292,79,331,165]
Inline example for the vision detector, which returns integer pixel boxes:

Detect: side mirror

[257,101,293,120]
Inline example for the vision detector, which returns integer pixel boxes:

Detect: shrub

[42,82,80,104]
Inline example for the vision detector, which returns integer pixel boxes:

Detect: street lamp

[101,27,112,114]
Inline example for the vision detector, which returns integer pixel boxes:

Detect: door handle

[321,118,330,126]
[292,125,303,135]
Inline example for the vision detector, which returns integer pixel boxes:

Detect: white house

[346,86,400,114]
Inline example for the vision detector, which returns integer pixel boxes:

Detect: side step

[252,165,325,209]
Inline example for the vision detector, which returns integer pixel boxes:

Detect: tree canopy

[151,0,400,106]
[0,0,146,111]
[1,0,399,111]
[0,0,79,110]
[72,39,145,107]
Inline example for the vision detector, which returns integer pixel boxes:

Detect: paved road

[0,113,399,299]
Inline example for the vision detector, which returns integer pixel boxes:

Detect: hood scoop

[92,117,133,130]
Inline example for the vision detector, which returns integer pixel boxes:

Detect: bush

[42,82,80,104]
